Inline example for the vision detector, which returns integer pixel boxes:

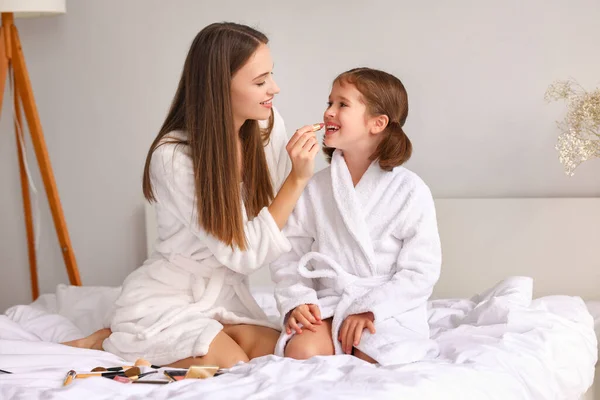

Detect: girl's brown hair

[142,22,275,250]
[323,67,412,171]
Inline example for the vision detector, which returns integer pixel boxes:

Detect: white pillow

[55,284,121,336]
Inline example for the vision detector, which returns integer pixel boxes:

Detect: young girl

[78,23,323,368]
[270,68,442,366]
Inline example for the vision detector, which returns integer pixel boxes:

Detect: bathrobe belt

[138,254,266,339]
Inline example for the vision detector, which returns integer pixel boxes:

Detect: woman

[68,22,321,369]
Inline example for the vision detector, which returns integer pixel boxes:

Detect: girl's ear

[370,114,389,135]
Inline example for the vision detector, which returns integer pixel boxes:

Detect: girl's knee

[284,343,315,360]
[284,339,333,360]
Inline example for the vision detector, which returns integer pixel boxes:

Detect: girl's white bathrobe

[271,150,442,366]
[103,109,292,365]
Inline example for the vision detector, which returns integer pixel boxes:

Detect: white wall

[1,0,600,311]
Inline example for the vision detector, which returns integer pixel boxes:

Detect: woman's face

[231,44,280,129]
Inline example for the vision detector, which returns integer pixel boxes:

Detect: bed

[1,198,599,399]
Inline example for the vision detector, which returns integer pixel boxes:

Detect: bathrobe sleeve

[345,182,442,322]
[270,194,320,324]
[150,143,292,275]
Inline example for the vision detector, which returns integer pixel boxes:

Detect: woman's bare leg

[166,331,249,369]
[61,328,111,350]
[284,318,334,360]
[62,328,247,369]
[222,324,280,360]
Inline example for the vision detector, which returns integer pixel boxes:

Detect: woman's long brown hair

[142,23,275,250]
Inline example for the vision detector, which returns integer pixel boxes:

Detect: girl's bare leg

[284,318,334,360]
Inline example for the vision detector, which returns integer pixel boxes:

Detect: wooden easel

[0,12,81,300]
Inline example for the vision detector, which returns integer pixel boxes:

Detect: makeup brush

[91,357,161,373]
[63,370,76,386]
[91,366,134,372]
[128,370,158,380]
[76,367,140,379]
[134,358,161,369]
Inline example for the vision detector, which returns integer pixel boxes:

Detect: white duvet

[0,277,597,400]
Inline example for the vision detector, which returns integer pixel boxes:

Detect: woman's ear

[370,114,389,135]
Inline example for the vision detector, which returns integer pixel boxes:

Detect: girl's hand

[286,303,322,334]
[339,312,376,354]
[286,124,323,183]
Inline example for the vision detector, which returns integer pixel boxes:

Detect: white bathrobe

[103,108,292,365]
[271,150,442,366]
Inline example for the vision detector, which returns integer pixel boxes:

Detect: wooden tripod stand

[0,12,81,300]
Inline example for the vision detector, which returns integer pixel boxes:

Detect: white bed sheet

[0,277,597,400]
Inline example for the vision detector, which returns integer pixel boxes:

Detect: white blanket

[271,150,441,365]
[0,279,597,399]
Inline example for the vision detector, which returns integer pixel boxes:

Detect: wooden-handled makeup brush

[91,366,134,372]
[134,358,161,369]
[76,367,141,379]
[89,358,161,373]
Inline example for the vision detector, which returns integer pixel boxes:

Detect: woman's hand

[268,123,323,229]
[286,124,322,183]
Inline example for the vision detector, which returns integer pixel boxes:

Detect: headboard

[145,198,600,300]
